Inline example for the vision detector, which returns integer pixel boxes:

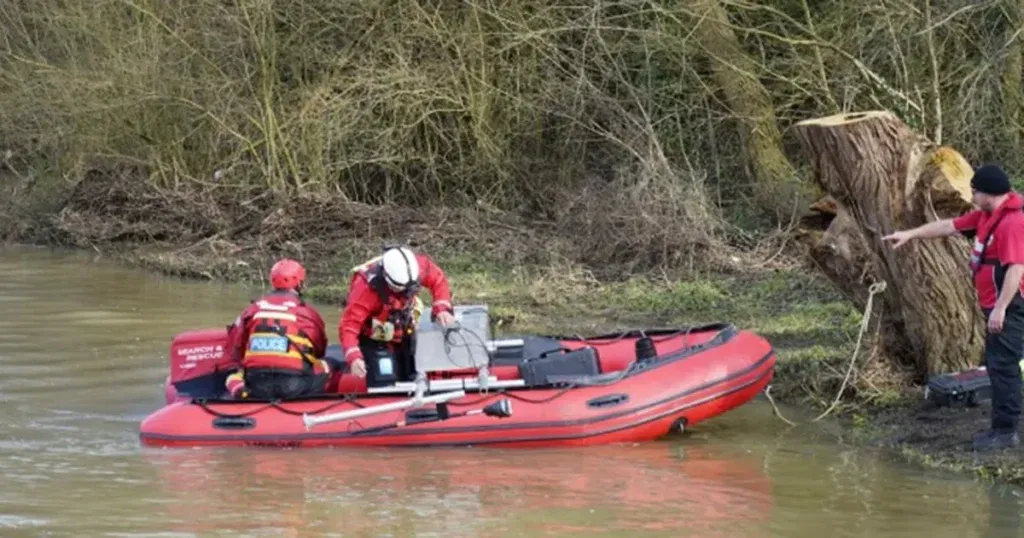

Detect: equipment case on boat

[518,346,602,386]
[414,305,492,373]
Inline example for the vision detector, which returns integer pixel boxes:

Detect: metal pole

[366,378,526,394]
[302,390,467,430]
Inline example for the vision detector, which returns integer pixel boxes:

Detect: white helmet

[381,247,419,290]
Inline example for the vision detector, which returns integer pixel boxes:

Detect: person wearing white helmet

[338,246,455,387]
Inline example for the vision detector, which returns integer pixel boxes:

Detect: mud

[862,393,1024,486]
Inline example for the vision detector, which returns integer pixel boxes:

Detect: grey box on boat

[414,305,492,373]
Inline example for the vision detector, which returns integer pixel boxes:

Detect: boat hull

[140,325,775,448]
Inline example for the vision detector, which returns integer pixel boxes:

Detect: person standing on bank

[883,164,1024,450]
[339,246,456,388]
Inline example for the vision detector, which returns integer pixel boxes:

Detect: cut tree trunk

[792,110,986,378]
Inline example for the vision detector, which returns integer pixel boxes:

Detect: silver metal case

[413,305,492,373]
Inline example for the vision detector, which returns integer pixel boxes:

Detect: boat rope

[565,328,700,348]
[763,385,797,426]
[813,280,887,422]
[192,394,365,419]
[446,385,575,406]
[447,324,743,407]
[441,326,701,370]
[764,280,887,426]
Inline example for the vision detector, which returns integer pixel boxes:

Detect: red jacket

[226,290,328,373]
[339,252,452,364]
[953,192,1024,309]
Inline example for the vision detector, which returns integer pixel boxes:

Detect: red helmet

[270,258,306,290]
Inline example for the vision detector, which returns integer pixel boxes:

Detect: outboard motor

[635,335,657,363]
[167,328,234,402]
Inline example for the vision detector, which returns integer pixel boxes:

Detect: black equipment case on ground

[924,367,992,408]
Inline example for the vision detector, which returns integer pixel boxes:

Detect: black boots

[972,429,1020,451]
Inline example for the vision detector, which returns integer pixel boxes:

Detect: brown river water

[0,245,1021,537]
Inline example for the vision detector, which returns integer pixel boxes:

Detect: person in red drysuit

[224,258,334,400]
[883,164,1024,451]
[338,246,456,387]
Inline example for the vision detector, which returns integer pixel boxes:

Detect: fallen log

[791,110,986,378]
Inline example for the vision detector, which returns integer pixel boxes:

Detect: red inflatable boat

[139,321,775,448]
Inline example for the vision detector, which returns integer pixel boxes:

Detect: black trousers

[244,368,329,400]
[359,335,417,387]
[981,304,1024,433]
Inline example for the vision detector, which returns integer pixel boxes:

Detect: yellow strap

[286,334,320,366]
[287,334,314,349]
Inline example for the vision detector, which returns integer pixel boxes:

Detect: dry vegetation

[3,0,1021,273]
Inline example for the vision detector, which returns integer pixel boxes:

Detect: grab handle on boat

[301,390,467,430]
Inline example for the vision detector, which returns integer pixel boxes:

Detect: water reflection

[144,443,774,538]
[982,484,1024,538]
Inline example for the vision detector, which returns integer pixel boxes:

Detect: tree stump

[792,110,986,378]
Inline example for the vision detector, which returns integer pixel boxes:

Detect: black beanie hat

[971,164,1012,195]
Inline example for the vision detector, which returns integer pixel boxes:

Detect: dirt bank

[862,395,1024,486]
[4,171,1023,490]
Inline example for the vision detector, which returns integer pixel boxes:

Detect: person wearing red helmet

[339,246,455,387]
[223,258,332,400]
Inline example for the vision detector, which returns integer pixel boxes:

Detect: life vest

[242,294,322,372]
[350,256,424,344]
[971,209,1024,268]
[963,206,1024,310]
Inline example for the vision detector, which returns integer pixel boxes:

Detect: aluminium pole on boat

[302,390,468,430]
[366,377,527,395]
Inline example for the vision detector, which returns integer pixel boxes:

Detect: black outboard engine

[635,335,657,363]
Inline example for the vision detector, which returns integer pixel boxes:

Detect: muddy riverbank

[867,396,1024,485]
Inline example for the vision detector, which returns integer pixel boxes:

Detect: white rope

[764,280,888,426]
[764,385,798,426]
[812,280,888,422]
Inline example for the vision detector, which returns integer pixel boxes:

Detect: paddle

[347,398,514,436]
